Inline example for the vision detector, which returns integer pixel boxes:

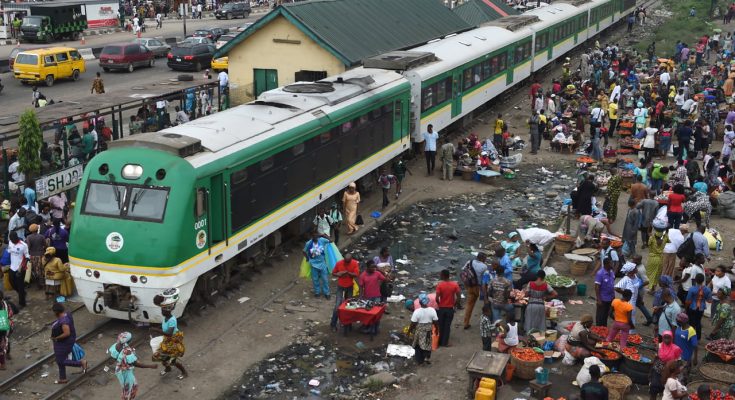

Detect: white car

[179,36,214,45]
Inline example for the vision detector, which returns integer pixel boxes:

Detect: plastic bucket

[535,368,549,384]
[577,284,587,296]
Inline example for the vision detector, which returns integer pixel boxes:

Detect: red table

[337,302,386,339]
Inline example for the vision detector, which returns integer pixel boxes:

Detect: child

[480,304,494,351]
[377,169,396,210]
[496,313,519,353]
[391,157,412,199]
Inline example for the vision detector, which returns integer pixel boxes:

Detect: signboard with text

[35,165,84,200]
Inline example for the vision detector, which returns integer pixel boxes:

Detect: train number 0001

[194,219,207,230]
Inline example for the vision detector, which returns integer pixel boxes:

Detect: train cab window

[83,182,127,217]
[195,188,207,217]
[127,187,169,222]
[260,157,274,171]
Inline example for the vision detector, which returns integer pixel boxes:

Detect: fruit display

[511,348,544,362]
[590,326,608,337]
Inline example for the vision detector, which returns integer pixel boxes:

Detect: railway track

[0,318,139,399]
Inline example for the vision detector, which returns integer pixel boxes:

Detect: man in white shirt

[660,71,670,87]
[7,158,24,183]
[8,208,26,240]
[196,3,203,19]
[662,225,687,279]
[8,231,30,307]
[133,16,139,32]
[678,254,704,302]
[48,193,67,222]
[156,99,169,129]
[155,13,162,29]
[674,89,686,111]
[590,104,605,135]
[681,98,696,118]
[423,124,439,175]
[218,70,229,93]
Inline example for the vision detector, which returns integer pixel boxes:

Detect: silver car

[132,38,171,58]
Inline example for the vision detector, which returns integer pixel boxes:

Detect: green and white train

[70,0,637,322]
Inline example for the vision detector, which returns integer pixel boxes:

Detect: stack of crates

[474,377,496,400]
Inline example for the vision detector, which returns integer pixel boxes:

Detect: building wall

[228,15,347,105]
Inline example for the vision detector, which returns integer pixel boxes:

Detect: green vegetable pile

[546,274,575,287]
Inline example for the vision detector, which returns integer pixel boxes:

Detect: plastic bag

[517,228,555,246]
[352,280,360,297]
[431,326,439,351]
[71,343,85,361]
[576,356,606,386]
[299,257,311,279]
[150,335,164,353]
[562,350,576,365]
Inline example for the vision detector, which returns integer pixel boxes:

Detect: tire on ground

[178,74,194,81]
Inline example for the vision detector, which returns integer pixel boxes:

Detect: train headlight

[85,269,93,277]
[121,164,143,180]
[130,275,138,283]
[93,271,100,279]
[140,276,148,284]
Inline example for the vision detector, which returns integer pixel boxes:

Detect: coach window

[260,157,274,171]
[463,68,472,89]
[498,53,507,72]
[436,79,448,103]
[422,86,434,110]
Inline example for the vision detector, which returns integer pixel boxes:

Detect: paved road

[0,52,216,116]
[0,13,263,59]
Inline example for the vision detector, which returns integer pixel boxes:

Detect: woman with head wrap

[150,295,188,380]
[709,288,733,340]
[649,331,682,400]
[565,314,603,360]
[109,332,157,400]
[408,293,438,365]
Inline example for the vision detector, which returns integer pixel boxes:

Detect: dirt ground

[6,5,729,400]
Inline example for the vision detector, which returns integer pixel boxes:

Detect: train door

[451,70,462,118]
[506,49,514,85]
[393,98,404,140]
[209,174,227,244]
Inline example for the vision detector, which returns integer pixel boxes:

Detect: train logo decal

[105,232,124,252]
[196,230,207,249]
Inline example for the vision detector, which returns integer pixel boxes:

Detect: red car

[99,43,155,73]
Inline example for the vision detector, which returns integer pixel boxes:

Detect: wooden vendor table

[466,351,511,397]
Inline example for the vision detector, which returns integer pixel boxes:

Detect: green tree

[18,109,43,179]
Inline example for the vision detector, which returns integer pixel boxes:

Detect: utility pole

[180,2,188,36]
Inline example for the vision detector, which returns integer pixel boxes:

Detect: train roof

[523,1,587,28]
[405,24,533,79]
[110,68,407,170]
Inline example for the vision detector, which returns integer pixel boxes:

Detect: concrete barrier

[78,48,96,60]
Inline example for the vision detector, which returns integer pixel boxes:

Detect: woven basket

[570,260,591,276]
[699,363,735,384]
[555,237,575,254]
[600,373,632,400]
[509,351,544,380]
